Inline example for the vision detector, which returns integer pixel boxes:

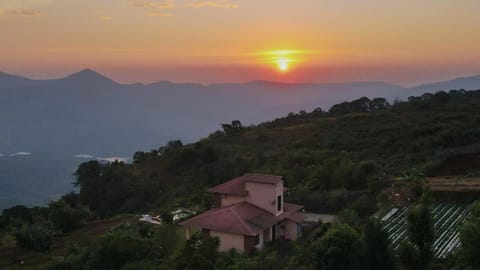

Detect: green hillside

[73,90,480,217]
[2,89,480,269]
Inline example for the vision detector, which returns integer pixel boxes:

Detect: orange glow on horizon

[260,49,306,73]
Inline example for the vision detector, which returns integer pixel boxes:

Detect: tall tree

[398,240,421,270]
[364,219,396,270]
[459,201,480,268]
[175,232,220,270]
[314,224,365,270]
[405,203,434,270]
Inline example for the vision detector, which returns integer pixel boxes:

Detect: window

[297,224,303,237]
[277,195,282,211]
[254,234,260,245]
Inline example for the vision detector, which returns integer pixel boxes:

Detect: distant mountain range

[1,69,480,210]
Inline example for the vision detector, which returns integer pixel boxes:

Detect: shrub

[14,222,55,251]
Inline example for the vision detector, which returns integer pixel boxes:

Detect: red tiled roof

[181,202,276,236]
[207,176,249,196]
[243,173,283,185]
[278,202,306,223]
[181,202,306,236]
[207,173,283,196]
[285,212,306,223]
[284,202,304,213]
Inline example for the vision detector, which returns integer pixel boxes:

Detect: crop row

[380,203,470,258]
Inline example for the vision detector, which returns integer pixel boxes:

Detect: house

[181,173,306,252]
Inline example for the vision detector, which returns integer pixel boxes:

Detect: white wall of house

[210,230,245,252]
[255,231,264,249]
[245,181,284,215]
[221,195,246,207]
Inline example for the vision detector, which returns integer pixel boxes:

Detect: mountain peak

[61,69,119,86]
[76,68,99,75]
[411,74,480,93]
[0,71,35,89]
[66,69,111,80]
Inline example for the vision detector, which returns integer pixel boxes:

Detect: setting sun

[259,49,306,73]
[277,59,290,72]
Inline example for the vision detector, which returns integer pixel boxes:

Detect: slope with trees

[1,89,480,269]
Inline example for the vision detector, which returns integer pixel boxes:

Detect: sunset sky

[1,0,480,85]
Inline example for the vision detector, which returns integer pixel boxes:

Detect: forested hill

[74,89,480,217]
[3,71,480,211]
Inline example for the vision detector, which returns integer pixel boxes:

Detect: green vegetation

[1,89,480,269]
[73,89,480,218]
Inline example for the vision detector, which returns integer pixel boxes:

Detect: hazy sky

[1,0,480,85]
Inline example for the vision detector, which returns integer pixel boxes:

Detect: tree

[398,240,421,270]
[152,224,181,256]
[160,211,173,225]
[404,168,430,203]
[175,232,220,270]
[313,107,324,114]
[48,200,89,233]
[160,140,184,154]
[350,195,375,218]
[364,219,396,270]
[313,224,365,270]
[407,204,434,251]
[74,160,104,211]
[229,251,283,270]
[337,208,361,227]
[459,217,480,268]
[405,203,434,270]
[371,98,391,111]
[459,201,480,268]
[2,205,32,223]
[61,192,79,208]
[88,234,154,270]
[75,160,136,217]
[221,120,243,135]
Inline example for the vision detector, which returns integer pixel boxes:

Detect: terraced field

[380,203,470,258]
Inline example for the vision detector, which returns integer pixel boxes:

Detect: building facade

[181,173,305,252]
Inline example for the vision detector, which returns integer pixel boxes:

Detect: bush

[14,222,55,251]
[337,208,361,227]
[41,261,81,270]
[88,234,154,270]
[313,224,364,270]
[2,205,32,223]
[48,201,89,233]
[175,232,220,270]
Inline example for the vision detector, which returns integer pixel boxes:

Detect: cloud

[7,9,41,16]
[73,154,95,159]
[128,1,174,17]
[185,0,238,9]
[0,0,54,17]
[98,15,112,21]
[145,10,173,17]
[128,1,174,9]
[9,152,32,156]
